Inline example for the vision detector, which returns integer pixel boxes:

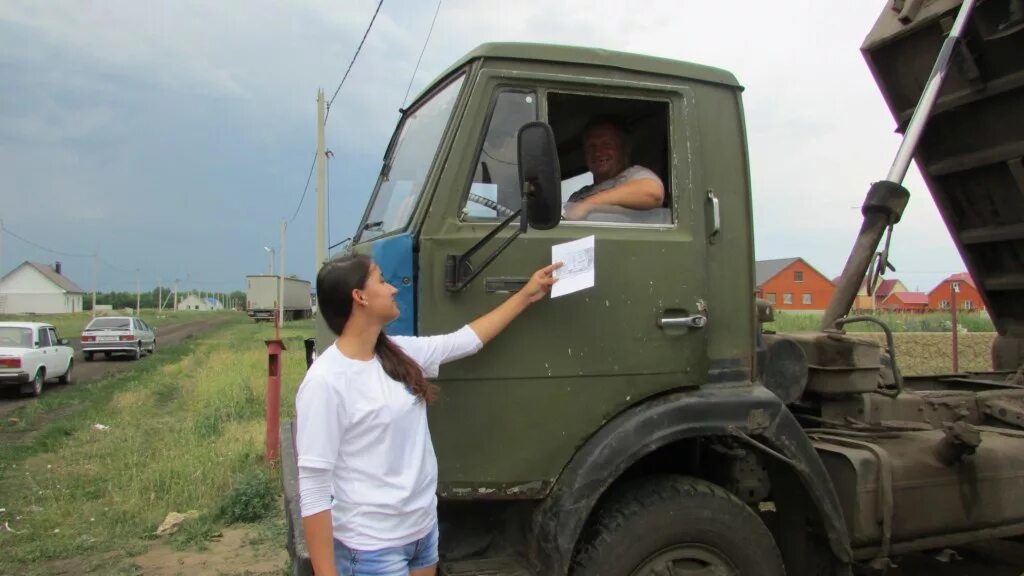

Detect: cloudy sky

[0,0,962,294]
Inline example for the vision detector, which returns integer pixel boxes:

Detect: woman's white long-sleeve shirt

[295,326,482,550]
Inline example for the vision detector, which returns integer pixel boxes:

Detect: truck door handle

[707,189,721,239]
[485,277,529,293]
[658,315,707,329]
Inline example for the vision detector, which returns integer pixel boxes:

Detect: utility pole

[0,219,5,314]
[158,280,163,313]
[951,281,960,372]
[316,89,327,274]
[173,278,179,311]
[91,253,97,317]
[135,269,141,316]
[279,219,287,332]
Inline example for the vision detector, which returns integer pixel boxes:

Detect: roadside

[0,314,239,419]
[0,317,311,575]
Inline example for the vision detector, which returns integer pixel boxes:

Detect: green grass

[765,311,995,333]
[0,309,241,340]
[0,316,311,572]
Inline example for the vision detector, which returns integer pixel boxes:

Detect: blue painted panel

[372,234,415,336]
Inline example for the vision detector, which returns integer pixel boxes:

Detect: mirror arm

[445,207,525,292]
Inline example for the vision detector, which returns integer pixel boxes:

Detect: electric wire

[289,151,318,224]
[325,0,384,124]
[401,0,443,107]
[0,222,93,258]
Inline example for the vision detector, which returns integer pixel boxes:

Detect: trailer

[245,275,311,322]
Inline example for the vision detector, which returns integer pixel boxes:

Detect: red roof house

[928,273,985,312]
[880,291,929,313]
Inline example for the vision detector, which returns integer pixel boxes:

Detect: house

[176,294,224,311]
[756,257,835,312]
[0,261,85,314]
[928,272,985,312]
[830,277,909,311]
[879,291,929,313]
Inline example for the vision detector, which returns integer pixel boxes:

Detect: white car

[80,316,156,361]
[0,322,75,396]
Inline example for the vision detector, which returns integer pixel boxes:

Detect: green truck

[283,1,1024,574]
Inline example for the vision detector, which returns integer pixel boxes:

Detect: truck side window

[461,90,537,221]
[548,93,672,226]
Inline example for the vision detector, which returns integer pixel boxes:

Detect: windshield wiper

[362,221,383,232]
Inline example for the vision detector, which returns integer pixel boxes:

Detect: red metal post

[265,338,287,463]
[951,285,959,372]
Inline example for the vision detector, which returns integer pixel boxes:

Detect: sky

[0,0,964,294]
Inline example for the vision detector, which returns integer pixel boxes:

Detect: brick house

[756,258,835,312]
[834,277,908,311]
[879,291,929,312]
[928,272,985,312]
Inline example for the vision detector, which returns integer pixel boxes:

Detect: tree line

[83,288,247,311]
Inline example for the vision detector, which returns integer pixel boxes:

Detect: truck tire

[58,361,73,385]
[572,475,785,576]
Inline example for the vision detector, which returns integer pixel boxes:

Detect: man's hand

[563,201,594,221]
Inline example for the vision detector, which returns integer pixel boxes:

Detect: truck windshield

[357,73,466,243]
[0,327,33,348]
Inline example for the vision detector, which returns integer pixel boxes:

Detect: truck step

[440,556,535,576]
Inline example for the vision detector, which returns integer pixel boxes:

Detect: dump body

[863,0,1024,341]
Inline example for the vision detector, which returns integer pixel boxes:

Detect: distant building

[928,272,985,312]
[0,261,85,314]
[176,294,224,311]
[830,277,908,311]
[756,257,835,312]
[879,291,929,313]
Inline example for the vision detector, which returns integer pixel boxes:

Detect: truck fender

[531,383,852,575]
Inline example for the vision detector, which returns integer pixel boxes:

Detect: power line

[401,0,443,107]
[289,150,318,223]
[0,222,93,258]
[324,0,384,124]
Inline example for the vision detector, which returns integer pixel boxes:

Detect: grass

[0,316,311,573]
[0,309,240,340]
[765,310,995,333]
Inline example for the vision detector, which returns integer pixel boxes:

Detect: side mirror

[517,122,562,230]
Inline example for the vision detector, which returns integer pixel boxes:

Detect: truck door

[418,74,711,490]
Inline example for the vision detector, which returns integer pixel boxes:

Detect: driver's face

[584,125,628,183]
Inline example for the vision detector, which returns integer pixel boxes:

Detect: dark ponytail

[317,255,437,403]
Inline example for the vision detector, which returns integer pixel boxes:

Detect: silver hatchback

[80,317,156,361]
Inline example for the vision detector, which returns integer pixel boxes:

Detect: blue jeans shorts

[333,522,440,576]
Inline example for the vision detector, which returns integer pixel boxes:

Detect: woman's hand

[520,262,562,303]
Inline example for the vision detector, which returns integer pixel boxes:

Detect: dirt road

[0,316,232,417]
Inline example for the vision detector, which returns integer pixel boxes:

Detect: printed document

[551,235,595,298]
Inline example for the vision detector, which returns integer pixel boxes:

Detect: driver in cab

[563,116,665,221]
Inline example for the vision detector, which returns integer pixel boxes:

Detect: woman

[296,254,561,576]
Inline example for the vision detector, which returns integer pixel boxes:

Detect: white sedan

[0,322,75,396]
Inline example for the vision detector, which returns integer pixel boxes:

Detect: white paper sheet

[551,235,595,298]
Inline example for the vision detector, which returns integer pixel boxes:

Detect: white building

[176,294,223,311]
[0,261,86,314]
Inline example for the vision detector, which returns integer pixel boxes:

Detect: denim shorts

[333,522,440,576]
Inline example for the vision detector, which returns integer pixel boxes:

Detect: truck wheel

[572,476,785,576]
[58,361,73,385]
[29,370,44,397]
